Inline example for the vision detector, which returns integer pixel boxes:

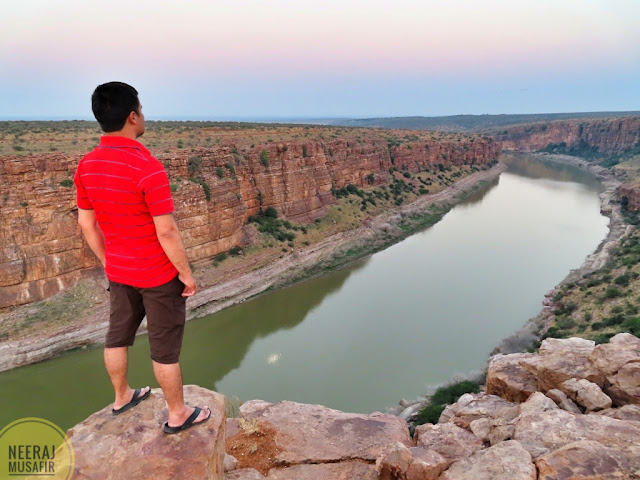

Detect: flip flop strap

[183,407,201,427]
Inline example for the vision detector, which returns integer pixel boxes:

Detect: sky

[1,0,639,119]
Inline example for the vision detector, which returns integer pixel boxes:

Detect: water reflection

[502,153,602,190]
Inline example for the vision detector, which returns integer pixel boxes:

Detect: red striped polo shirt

[74,136,178,287]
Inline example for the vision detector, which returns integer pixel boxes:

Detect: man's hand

[179,272,196,297]
[153,213,196,295]
[78,208,106,266]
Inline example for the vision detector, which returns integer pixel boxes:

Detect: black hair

[91,82,140,132]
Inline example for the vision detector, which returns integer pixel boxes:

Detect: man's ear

[128,110,138,125]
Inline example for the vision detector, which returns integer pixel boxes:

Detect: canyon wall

[0,136,500,308]
[494,116,640,154]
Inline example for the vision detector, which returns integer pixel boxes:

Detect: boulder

[237,400,413,466]
[406,448,448,480]
[414,422,484,463]
[375,442,413,480]
[226,468,265,480]
[606,361,640,406]
[513,406,640,459]
[468,416,514,445]
[593,404,640,422]
[439,440,536,480]
[438,392,519,429]
[67,385,226,480]
[518,391,558,416]
[486,353,538,402]
[588,333,640,405]
[588,333,640,379]
[225,453,239,472]
[265,461,378,479]
[519,337,599,392]
[559,378,612,412]
[536,440,640,479]
[545,389,582,414]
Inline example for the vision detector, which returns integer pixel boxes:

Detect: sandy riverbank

[0,162,506,372]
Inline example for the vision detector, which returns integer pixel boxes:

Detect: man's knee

[150,351,181,364]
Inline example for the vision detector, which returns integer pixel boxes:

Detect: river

[0,154,610,430]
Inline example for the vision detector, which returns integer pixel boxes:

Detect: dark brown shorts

[106,275,186,364]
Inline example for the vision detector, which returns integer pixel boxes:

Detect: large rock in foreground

[67,385,226,480]
[227,399,413,475]
[439,440,536,480]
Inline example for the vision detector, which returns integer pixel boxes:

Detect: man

[74,81,210,434]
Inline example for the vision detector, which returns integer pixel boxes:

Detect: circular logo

[0,418,74,480]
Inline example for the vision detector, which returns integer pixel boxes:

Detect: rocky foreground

[65,332,640,479]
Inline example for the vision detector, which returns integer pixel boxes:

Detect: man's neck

[104,131,138,141]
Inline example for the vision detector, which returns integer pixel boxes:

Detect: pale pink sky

[1,0,639,118]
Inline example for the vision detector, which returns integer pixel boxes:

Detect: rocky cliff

[63,332,640,479]
[494,116,640,155]
[0,136,500,308]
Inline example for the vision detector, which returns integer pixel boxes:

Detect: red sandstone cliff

[494,117,640,155]
[0,136,499,308]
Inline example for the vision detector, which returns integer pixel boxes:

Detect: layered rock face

[0,136,499,308]
[495,116,640,155]
[66,333,640,479]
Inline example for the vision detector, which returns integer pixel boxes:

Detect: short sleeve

[138,158,174,216]
[74,163,93,210]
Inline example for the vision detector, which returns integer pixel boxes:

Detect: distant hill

[322,112,640,132]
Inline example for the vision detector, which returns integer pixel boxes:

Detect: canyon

[0,132,499,309]
[493,116,640,155]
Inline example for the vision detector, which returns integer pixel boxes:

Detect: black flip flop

[163,406,211,434]
[111,387,151,416]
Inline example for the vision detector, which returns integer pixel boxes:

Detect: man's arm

[153,213,196,297]
[77,208,106,267]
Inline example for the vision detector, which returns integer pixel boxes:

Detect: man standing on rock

[74,81,210,433]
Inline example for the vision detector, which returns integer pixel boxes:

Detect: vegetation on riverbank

[411,380,482,435]
[527,154,640,349]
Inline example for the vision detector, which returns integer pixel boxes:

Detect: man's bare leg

[152,360,210,427]
[104,347,150,409]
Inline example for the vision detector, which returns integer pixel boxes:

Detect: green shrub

[264,206,278,218]
[564,301,578,313]
[188,156,202,176]
[189,178,211,201]
[622,317,640,335]
[614,274,630,286]
[604,287,622,299]
[593,333,615,344]
[59,179,74,187]
[430,380,481,405]
[415,404,446,425]
[229,246,242,256]
[216,167,224,178]
[415,380,481,427]
[260,150,269,167]
[556,316,576,330]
